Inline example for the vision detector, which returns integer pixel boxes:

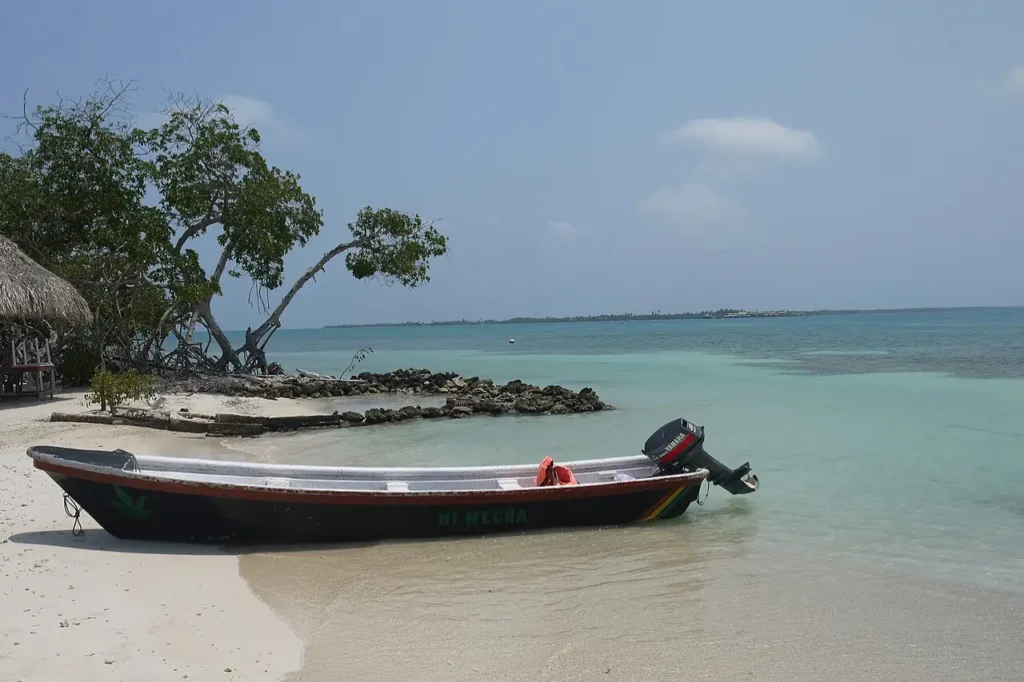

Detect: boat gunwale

[27,445,709,505]
[27,444,679,480]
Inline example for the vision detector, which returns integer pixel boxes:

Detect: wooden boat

[26,417,758,544]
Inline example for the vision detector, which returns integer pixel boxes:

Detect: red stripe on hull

[35,460,706,507]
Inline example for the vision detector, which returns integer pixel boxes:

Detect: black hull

[46,471,704,545]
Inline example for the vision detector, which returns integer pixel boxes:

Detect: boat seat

[497,478,521,490]
[386,481,410,492]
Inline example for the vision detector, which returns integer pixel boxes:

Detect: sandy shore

[0,390,306,682]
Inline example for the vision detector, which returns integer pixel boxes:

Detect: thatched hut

[1,235,93,398]
[0,235,92,327]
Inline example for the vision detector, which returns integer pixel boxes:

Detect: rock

[169,416,212,434]
[266,414,342,430]
[474,399,510,416]
[448,406,473,419]
[207,423,267,437]
[363,408,396,425]
[50,412,114,425]
[503,379,528,395]
[157,370,613,422]
[514,394,555,414]
[396,405,421,421]
[297,369,332,380]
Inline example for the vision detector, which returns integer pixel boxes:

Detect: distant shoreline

[323,306,1020,329]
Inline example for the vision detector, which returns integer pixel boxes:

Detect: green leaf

[113,485,134,508]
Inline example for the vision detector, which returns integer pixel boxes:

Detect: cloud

[1003,66,1024,93]
[547,221,585,236]
[967,66,1024,97]
[668,116,821,160]
[134,95,302,146]
[219,94,303,146]
[638,182,744,226]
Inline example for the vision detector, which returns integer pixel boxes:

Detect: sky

[2,0,1023,329]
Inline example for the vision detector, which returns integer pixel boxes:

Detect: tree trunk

[200,305,241,372]
[169,240,241,373]
[185,242,233,345]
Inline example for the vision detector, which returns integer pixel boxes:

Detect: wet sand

[240,511,1023,682]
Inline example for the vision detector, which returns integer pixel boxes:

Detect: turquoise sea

[236,307,1024,594]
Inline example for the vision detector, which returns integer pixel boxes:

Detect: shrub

[56,337,102,387]
[85,368,157,412]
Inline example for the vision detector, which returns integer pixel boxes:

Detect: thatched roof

[0,235,93,327]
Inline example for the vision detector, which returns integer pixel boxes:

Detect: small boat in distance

[26,417,758,545]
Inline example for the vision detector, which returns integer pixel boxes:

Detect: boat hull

[41,465,705,545]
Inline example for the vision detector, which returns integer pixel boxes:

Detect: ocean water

[213,309,1024,680]
[226,308,1024,593]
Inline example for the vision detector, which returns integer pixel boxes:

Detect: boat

[26,417,759,544]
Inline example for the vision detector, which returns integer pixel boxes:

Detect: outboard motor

[642,418,759,495]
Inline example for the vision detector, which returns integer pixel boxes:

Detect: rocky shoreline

[158,368,612,426]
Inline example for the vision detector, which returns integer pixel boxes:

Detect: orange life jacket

[534,456,578,487]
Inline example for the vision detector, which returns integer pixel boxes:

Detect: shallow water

[239,523,1024,681]
[218,309,1024,679]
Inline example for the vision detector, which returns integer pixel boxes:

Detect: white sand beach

[0,391,304,682]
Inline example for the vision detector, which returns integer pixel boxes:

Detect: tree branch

[174,213,220,252]
[249,237,364,340]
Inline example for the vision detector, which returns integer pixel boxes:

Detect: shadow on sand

[0,390,82,412]
[7,529,228,556]
[7,498,758,559]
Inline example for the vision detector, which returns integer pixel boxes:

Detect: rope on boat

[696,478,710,506]
[115,449,139,472]
[62,493,84,537]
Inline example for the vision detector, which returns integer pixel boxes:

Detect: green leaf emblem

[110,485,153,519]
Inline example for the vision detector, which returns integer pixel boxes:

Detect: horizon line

[218,304,1023,333]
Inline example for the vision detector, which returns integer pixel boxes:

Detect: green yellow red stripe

[640,486,686,522]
